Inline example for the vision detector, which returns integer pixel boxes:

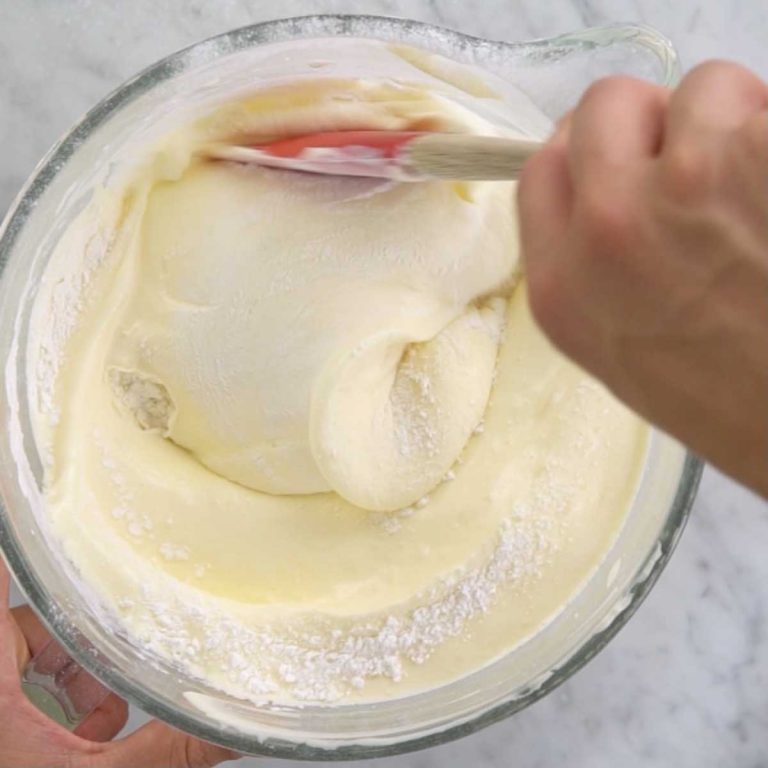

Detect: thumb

[104,719,240,768]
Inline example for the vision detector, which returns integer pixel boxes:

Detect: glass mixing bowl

[0,14,700,760]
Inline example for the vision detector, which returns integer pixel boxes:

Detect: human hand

[0,558,239,767]
[518,61,768,496]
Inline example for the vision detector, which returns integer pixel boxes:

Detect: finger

[515,108,572,234]
[517,130,572,293]
[107,720,239,768]
[11,605,52,657]
[517,141,572,302]
[10,604,52,676]
[665,60,768,150]
[517,133,572,241]
[550,110,573,149]
[74,692,129,743]
[10,620,30,675]
[568,76,669,186]
[12,605,125,742]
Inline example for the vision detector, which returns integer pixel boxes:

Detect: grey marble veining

[2,1,768,766]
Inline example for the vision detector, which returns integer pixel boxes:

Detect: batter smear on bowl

[29,60,648,704]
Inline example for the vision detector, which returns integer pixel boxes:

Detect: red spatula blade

[253,130,424,159]
[205,130,429,180]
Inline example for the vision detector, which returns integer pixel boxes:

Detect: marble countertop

[2,1,767,766]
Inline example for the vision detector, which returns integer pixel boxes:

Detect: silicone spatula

[205,130,542,181]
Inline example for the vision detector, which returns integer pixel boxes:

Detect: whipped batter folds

[30,65,648,703]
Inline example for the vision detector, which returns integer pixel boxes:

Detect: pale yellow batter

[30,71,648,704]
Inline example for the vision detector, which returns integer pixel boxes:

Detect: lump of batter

[107,80,518,511]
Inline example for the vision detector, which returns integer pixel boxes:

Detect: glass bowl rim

[0,13,698,760]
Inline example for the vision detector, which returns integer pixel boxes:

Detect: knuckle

[686,59,758,86]
[685,59,729,82]
[681,60,768,105]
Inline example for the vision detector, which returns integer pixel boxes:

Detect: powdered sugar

[126,517,551,703]
[32,229,111,427]
[159,542,191,562]
[390,346,440,461]
[95,430,155,540]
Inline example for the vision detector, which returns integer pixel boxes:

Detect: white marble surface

[2,1,767,766]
